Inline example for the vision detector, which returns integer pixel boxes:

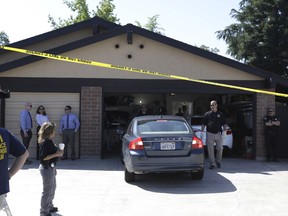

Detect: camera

[0,89,10,98]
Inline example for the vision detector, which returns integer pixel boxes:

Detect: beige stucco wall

[0,34,263,81]
[0,28,92,64]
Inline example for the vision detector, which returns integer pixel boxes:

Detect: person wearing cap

[20,102,33,164]
[264,108,281,162]
[175,107,183,116]
[138,105,149,116]
[59,106,80,160]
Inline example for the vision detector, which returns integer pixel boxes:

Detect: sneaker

[216,162,221,168]
[209,164,215,169]
[50,207,58,213]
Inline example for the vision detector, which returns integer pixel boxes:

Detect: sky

[0,0,240,58]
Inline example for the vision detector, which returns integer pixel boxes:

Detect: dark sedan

[122,115,204,182]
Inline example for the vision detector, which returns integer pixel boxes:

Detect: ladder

[1,198,12,216]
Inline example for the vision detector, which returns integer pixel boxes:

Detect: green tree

[216,0,288,77]
[48,0,119,29]
[0,31,9,45]
[49,0,164,35]
[198,45,220,54]
[94,0,119,23]
[135,15,165,34]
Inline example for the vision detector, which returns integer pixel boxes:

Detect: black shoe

[25,159,32,164]
[273,159,279,162]
[216,162,221,168]
[266,158,271,162]
[61,157,67,160]
[45,214,52,216]
[50,207,58,213]
[209,164,215,169]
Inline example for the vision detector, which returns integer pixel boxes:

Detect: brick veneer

[255,92,275,160]
[80,86,102,157]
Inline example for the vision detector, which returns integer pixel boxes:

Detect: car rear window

[137,120,190,134]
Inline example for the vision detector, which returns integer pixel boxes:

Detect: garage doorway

[101,93,254,159]
[5,92,80,159]
[102,93,166,158]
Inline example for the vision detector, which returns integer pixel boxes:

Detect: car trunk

[142,136,192,157]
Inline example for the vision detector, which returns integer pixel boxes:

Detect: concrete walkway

[5,157,288,216]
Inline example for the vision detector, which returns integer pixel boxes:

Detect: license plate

[160,142,175,150]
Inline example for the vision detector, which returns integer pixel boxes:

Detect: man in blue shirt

[59,105,80,160]
[0,127,29,210]
[20,102,33,164]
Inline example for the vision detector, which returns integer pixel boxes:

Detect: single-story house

[1,16,288,160]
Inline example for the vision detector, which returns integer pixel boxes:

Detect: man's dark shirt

[39,138,58,168]
[202,111,226,134]
[264,115,280,133]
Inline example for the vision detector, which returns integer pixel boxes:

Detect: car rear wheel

[125,168,135,182]
[191,168,204,180]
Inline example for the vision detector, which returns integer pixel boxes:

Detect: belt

[21,128,31,131]
[63,128,75,131]
[207,131,222,134]
[40,163,55,169]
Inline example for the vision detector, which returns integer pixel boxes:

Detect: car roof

[134,115,186,121]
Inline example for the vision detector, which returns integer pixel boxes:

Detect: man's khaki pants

[206,132,223,165]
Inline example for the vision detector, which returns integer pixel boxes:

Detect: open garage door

[5,92,80,159]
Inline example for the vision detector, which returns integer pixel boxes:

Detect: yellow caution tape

[1,45,288,98]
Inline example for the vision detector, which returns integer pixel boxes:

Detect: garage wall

[5,92,80,159]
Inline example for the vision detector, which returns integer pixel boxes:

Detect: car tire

[125,168,135,182]
[191,168,204,180]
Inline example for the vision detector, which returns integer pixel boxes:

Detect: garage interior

[102,93,255,159]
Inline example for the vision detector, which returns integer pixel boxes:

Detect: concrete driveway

[6,157,288,216]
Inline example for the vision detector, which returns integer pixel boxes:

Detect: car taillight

[226,129,232,135]
[192,136,203,149]
[129,137,144,150]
